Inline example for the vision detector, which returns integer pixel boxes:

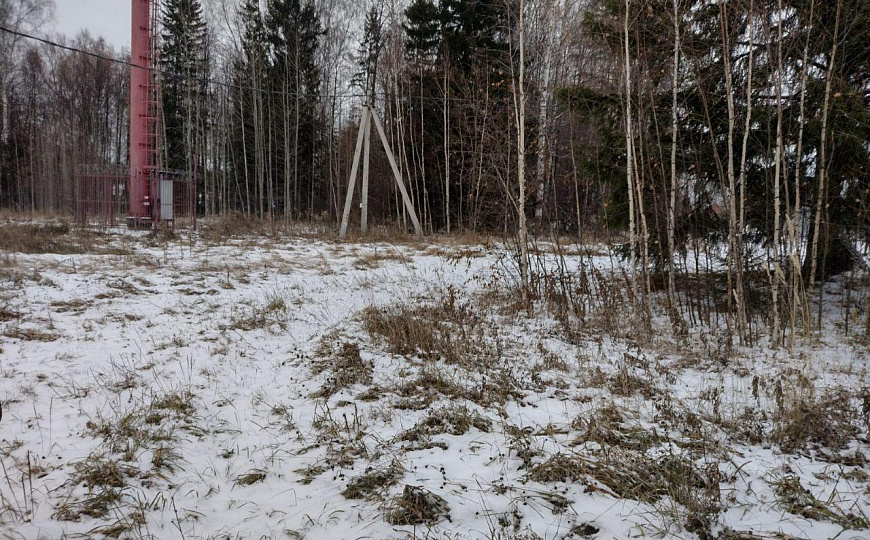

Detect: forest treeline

[0,0,868,334]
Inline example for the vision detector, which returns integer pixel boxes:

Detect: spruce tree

[404,0,441,61]
[232,0,268,215]
[401,0,512,231]
[160,0,208,172]
[264,0,324,217]
[352,4,384,102]
[239,0,267,69]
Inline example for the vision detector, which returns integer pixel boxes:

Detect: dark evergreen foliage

[353,4,384,101]
[160,0,208,172]
[563,0,870,275]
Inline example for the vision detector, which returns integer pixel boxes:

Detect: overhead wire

[0,24,523,106]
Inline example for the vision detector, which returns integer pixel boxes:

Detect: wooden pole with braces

[339,107,370,239]
[340,105,423,238]
[361,107,371,234]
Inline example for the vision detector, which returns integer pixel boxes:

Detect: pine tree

[160,0,208,172]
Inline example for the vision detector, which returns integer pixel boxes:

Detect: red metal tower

[128,0,161,227]
[76,0,195,229]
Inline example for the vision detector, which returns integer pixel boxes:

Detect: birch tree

[667,0,681,316]
[513,0,530,303]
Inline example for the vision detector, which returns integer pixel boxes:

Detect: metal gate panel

[160,179,174,221]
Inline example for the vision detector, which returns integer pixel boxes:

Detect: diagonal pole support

[339,106,371,239]
[369,108,423,236]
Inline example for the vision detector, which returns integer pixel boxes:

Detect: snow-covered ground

[0,224,868,540]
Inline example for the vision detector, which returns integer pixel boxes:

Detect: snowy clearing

[0,223,868,540]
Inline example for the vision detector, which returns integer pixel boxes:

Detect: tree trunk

[738,0,755,342]
[624,0,638,298]
[771,0,786,344]
[516,0,530,304]
[720,0,746,341]
[790,0,815,339]
[807,0,841,288]
[535,0,557,227]
[443,68,450,233]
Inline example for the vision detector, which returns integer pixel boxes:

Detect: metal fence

[76,164,196,229]
[149,169,197,229]
[76,164,129,227]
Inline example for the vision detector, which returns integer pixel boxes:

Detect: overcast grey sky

[53,0,130,50]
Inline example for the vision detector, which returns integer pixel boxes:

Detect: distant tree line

[0,0,868,337]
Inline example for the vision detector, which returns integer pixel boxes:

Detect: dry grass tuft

[151,446,182,475]
[398,404,492,444]
[294,464,327,485]
[228,290,289,332]
[86,410,167,456]
[85,391,193,458]
[571,523,600,537]
[596,450,717,505]
[394,366,468,410]
[360,304,442,358]
[152,391,196,416]
[235,469,267,487]
[775,389,859,454]
[87,510,147,538]
[527,453,589,484]
[608,366,658,399]
[395,363,521,409]
[51,299,89,314]
[269,403,297,432]
[200,213,278,242]
[356,385,383,402]
[773,474,870,529]
[55,454,141,522]
[312,341,372,398]
[341,460,404,500]
[0,222,131,255]
[718,407,767,446]
[715,529,766,540]
[3,325,60,342]
[0,304,21,321]
[73,456,139,490]
[0,222,75,254]
[359,291,486,366]
[528,449,721,534]
[354,249,412,269]
[572,405,661,452]
[385,485,450,525]
[54,489,122,522]
[505,425,543,469]
[142,227,179,245]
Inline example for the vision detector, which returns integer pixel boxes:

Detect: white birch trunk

[624,0,638,296]
[535,0,558,225]
[667,0,681,311]
[790,0,814,339]
[516,0,530,303]
[809,1,841,292]
[771,0,786,344]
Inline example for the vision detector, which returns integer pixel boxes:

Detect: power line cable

[0,24,523,106]
[0,24,355,99]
